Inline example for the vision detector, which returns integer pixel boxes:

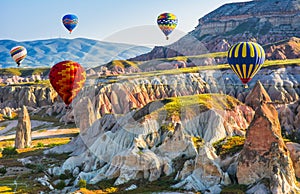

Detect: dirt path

[0,120,79,141]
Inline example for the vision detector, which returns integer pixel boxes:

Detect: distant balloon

[49,61,86,108]
[10,46,27,67]
[62,14,78,34]
[157,13,178,40]
[227,42,265,88]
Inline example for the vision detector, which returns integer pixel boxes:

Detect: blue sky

[0,0,247,46]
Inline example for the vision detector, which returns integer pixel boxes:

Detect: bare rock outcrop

[15,105,31,149]
[47,93,254,190]
[154,123,197,159]
[0,86,57,109]
[286,142,300,179]
[237,88,299,193]
[73,97,96,134]
[173,144,229,193]
[245,80,272,110]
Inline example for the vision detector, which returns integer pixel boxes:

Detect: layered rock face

[194,0,300,43]
[130,0,300,61]
[236,87,299,193]
[0,86,57,109]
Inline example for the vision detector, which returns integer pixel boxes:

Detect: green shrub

[2,146,18,156]
[213,136,245,159]
[221,184,248,193]
[0,167,7,175]
[36,142,44,148]
[55,180,66,190]
[59,173,70,180]
[35,163,46,173]
[192,136,204,150]
[78,179,86,188]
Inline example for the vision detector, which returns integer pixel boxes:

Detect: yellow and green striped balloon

[227,42,265,87]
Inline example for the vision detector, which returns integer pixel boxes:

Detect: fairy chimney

[15,105,31,148]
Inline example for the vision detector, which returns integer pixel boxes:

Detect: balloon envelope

[62,14,78,33]
[227,42,265,86]
[157,13,177,40]
[10,46,27,67]
[49,61,86,106]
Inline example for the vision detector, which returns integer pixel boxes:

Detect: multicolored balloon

[62,14,78,34]
[10,46,27,67]
[49,61,86,107]
[227,42,265,88]
[157,13,178,40]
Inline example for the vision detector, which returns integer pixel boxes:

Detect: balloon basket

[65,105,72,110]
[244,84,249,88]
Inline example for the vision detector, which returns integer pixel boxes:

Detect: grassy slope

[0,137,72,193]
[94,52,300,83]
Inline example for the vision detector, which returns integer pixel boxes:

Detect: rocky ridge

[3,64,300,135]
[42,81,300,193]
[237,82,299,193]
[130,0,300,61]
[46,93,253,193]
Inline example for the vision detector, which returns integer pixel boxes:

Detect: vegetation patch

[221,184,248,194]
[1,146,18,157]
[106,60,141,69]
[158,94,240,119]
[213,136,245,159]
[86,174,182,193]
[0,137,71,159]
[0,174,48,193]
[192,136,205,150]
[0,67,50,77]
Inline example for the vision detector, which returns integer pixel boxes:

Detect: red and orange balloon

[49,60,86,107]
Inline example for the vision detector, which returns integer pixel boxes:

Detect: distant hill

[131,0,300,61]
[0,38,151,68]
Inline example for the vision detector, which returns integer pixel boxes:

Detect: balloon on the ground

[227,41,265,87]
[157,12,178,40]
[62,14,78,34]
[10,46,27,67]
[49,60,86,107]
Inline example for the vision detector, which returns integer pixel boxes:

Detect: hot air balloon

[227,42,265,88]
[49,61,86,108]
[157,13,178,40]
[10,46,27,67]
[62,14,78,34]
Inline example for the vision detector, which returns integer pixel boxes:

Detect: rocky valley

[2,0,300,193]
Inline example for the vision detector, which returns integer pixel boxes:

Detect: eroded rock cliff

[237,87,299,193]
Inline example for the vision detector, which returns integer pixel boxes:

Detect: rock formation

[173,144,230,193]
[130,1,300,62]
[245,80,272,110]
[15,105,31,149]
[0,86,57,109]
[46,93,254,193]
[236,85,299,193]
[286,142,300,179]
[73,97,96,134]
